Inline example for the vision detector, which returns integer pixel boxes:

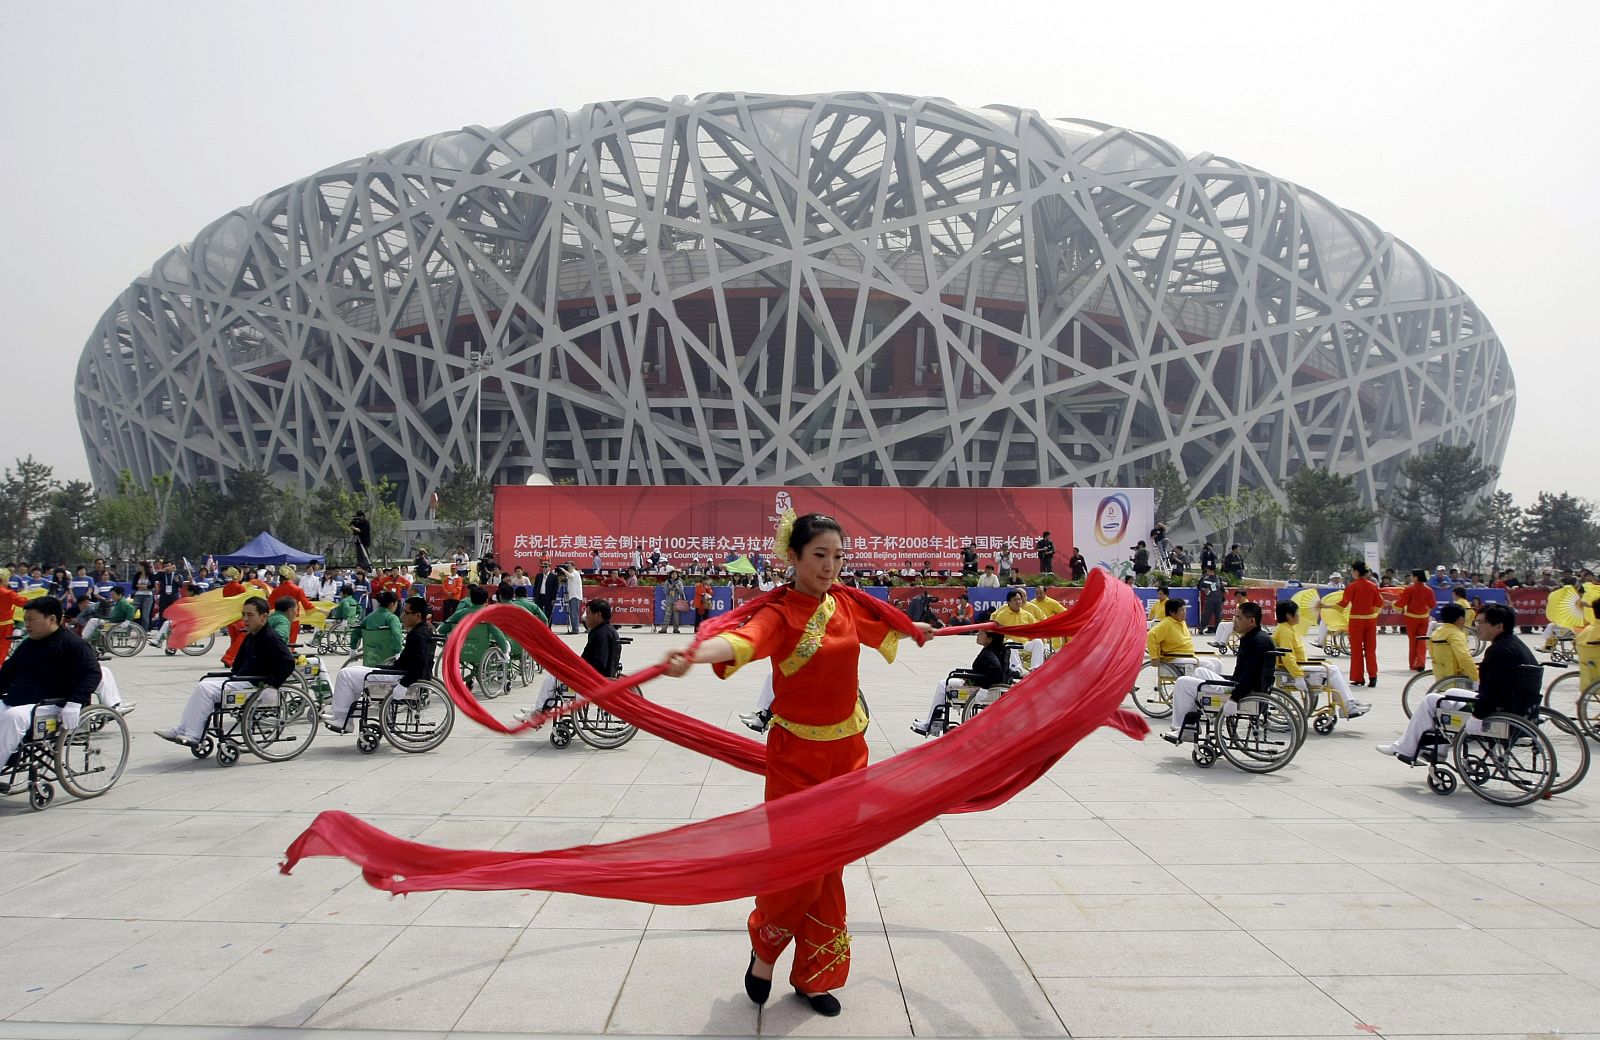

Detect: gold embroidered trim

[771,699,869,742]
[778,595,835,677]
[878,630,900,665]
[717,633,756,677]
[800,916,853,984]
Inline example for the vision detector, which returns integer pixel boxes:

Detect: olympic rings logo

[1094,493,1131,547]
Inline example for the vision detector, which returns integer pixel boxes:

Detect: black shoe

[795,987,841,1016]
[1366,677,1378,688]
[744,953,771,1005]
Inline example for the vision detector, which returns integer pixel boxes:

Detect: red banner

[1509,587,1552,627]
[496,485,1079,572]
[586,584,655,627]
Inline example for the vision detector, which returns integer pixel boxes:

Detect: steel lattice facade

[76,92,1514,528]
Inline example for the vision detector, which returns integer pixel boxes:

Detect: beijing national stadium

[74,92,1515,528]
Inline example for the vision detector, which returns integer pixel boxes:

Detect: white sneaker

[1347,702,1371,718]
[1374,742,1400,756]
[153,728,196,747]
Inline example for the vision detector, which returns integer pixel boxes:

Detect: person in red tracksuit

[1345,561,1383,687]
[1395,570,1437,672]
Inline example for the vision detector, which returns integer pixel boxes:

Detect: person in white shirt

[300,565,323,601]
[563,564,585,635]
[977,566,1001,589]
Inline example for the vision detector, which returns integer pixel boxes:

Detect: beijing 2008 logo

[1094,493,1131,546]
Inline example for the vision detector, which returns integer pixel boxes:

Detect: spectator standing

[662,570,687,634]
[1196,565,1225,633]
[1222,544,1245,582]
[350,511,372,569]
[1036,531,1056,574]
[563,564,584,635]
[694,576,713,630]
[1199,542,1218,573]
[1131,541,1151,582]
[960,540,978,579]
[532,561,560,624]
[996,545,1015,584]
[1069,547,1087,582]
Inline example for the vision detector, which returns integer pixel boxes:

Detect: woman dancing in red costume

[663,512,932,1017]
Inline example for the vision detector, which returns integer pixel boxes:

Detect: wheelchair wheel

[1313,714,1336,736]
[1535,707,1590,795]
[217,742,240,767]
[1426,767,1457,795]
[1128,659,1177,719]
[574,700,639,750]
[1406,675,1475,720]
[1468,630,1485,656]
[29,779,54,811]
[1577,681,1600,742]
[180,632,216,657]
[1192,742,1217,768]
[476,647,511,699]
[1217,694,1300,773]
[517,652,537,687]
[106,624,147,658]
[381,679,455,753]
[961,685,1006,724]
[1453,713,1554,806]
[192,736,214,759]
[356,727,382,754]
[55,706,129,799]
[241,682,319,762]
[1543,670,1581,713]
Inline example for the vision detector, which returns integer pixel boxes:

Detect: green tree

[1196,491,1252,548]
[0,456,58,561]
[308,478,363,562]
[1385,445,1497,567]
[1522,492,1600,570]
[1146,459,1189,528]
[435,463,493,545]
[31,508,82,566]
[95,471,159,566]
[219,468,280,545]
[1465,490,1522,575]
[1284,468,1378,576]
[362,478,404,564]
[1239,488,1290,577]
[157,482,230,561]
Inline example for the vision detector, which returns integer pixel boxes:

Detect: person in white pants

[95,666,132,714]
[323,595,433,732]
[155,597,294,747]
[563,564,585,635]
[0,597,100,782]
[1272,601,1368,718]
[910,630,1008,735]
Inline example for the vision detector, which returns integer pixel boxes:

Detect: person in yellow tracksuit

[990,588,1045,671]
[1146,584,1170,627]
[1273,601,1369,717]
[1146,599,1205,677]
[1429,603,1479,684]
[1031,584,1068,652]
[1577,597,1600,694]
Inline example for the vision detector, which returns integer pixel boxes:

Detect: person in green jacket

[441,585,509,685]
[268,597,297,646]
[82,586,139,651]
[511,585,548,624]
[327,585,363,624]
[351,590,404,666]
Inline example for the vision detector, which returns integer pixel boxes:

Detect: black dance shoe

[795,987,841,1016]
[743,953,771,1005]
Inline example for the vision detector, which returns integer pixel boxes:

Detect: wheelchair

[320,669,456,754]
[165,629,218,657]
[1171,682,1305,773]
[1,700,130,811]
[188,672,319,766]
[1128,652,1222,720]
[313,620,354,656]
[1274,660,1348,736]
[922,668,1016,736]
[1544,632,1578,666]
[89,620,147,660]
[430,634,512,699]
[529,636,638,750]
[1541,635,1598,721]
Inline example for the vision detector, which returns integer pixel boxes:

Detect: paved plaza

[2,625,1598,1040]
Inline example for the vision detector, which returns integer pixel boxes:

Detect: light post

[468,347,494,554]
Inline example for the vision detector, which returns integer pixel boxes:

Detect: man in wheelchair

[1162,601,1272,744]
[991,588,1047,673]
[154,596,296,747]
[322,595,435,733]
[1377,602,1536,763]
[81,585,138,655]
[515,597,622,720]
[0,597,101,790]
[910,628,1007,736]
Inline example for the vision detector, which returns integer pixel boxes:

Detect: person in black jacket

[322,596,436,733]
[580,598,622,680]
[911,629,1007,735]
[1377,602,1538,761]
[155,596,296,747]
[1163,601,1272,742]
[0,597,101,783]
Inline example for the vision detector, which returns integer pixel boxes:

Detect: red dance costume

[220,580,249,667]
[1344,576,1383,683]
[713,586,900,994]
[0,586,28,655]
[1395,582,1436,670]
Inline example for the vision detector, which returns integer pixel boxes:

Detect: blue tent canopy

[214,531,323,567]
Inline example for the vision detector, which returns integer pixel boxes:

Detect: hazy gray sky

[2,0,1592,505]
